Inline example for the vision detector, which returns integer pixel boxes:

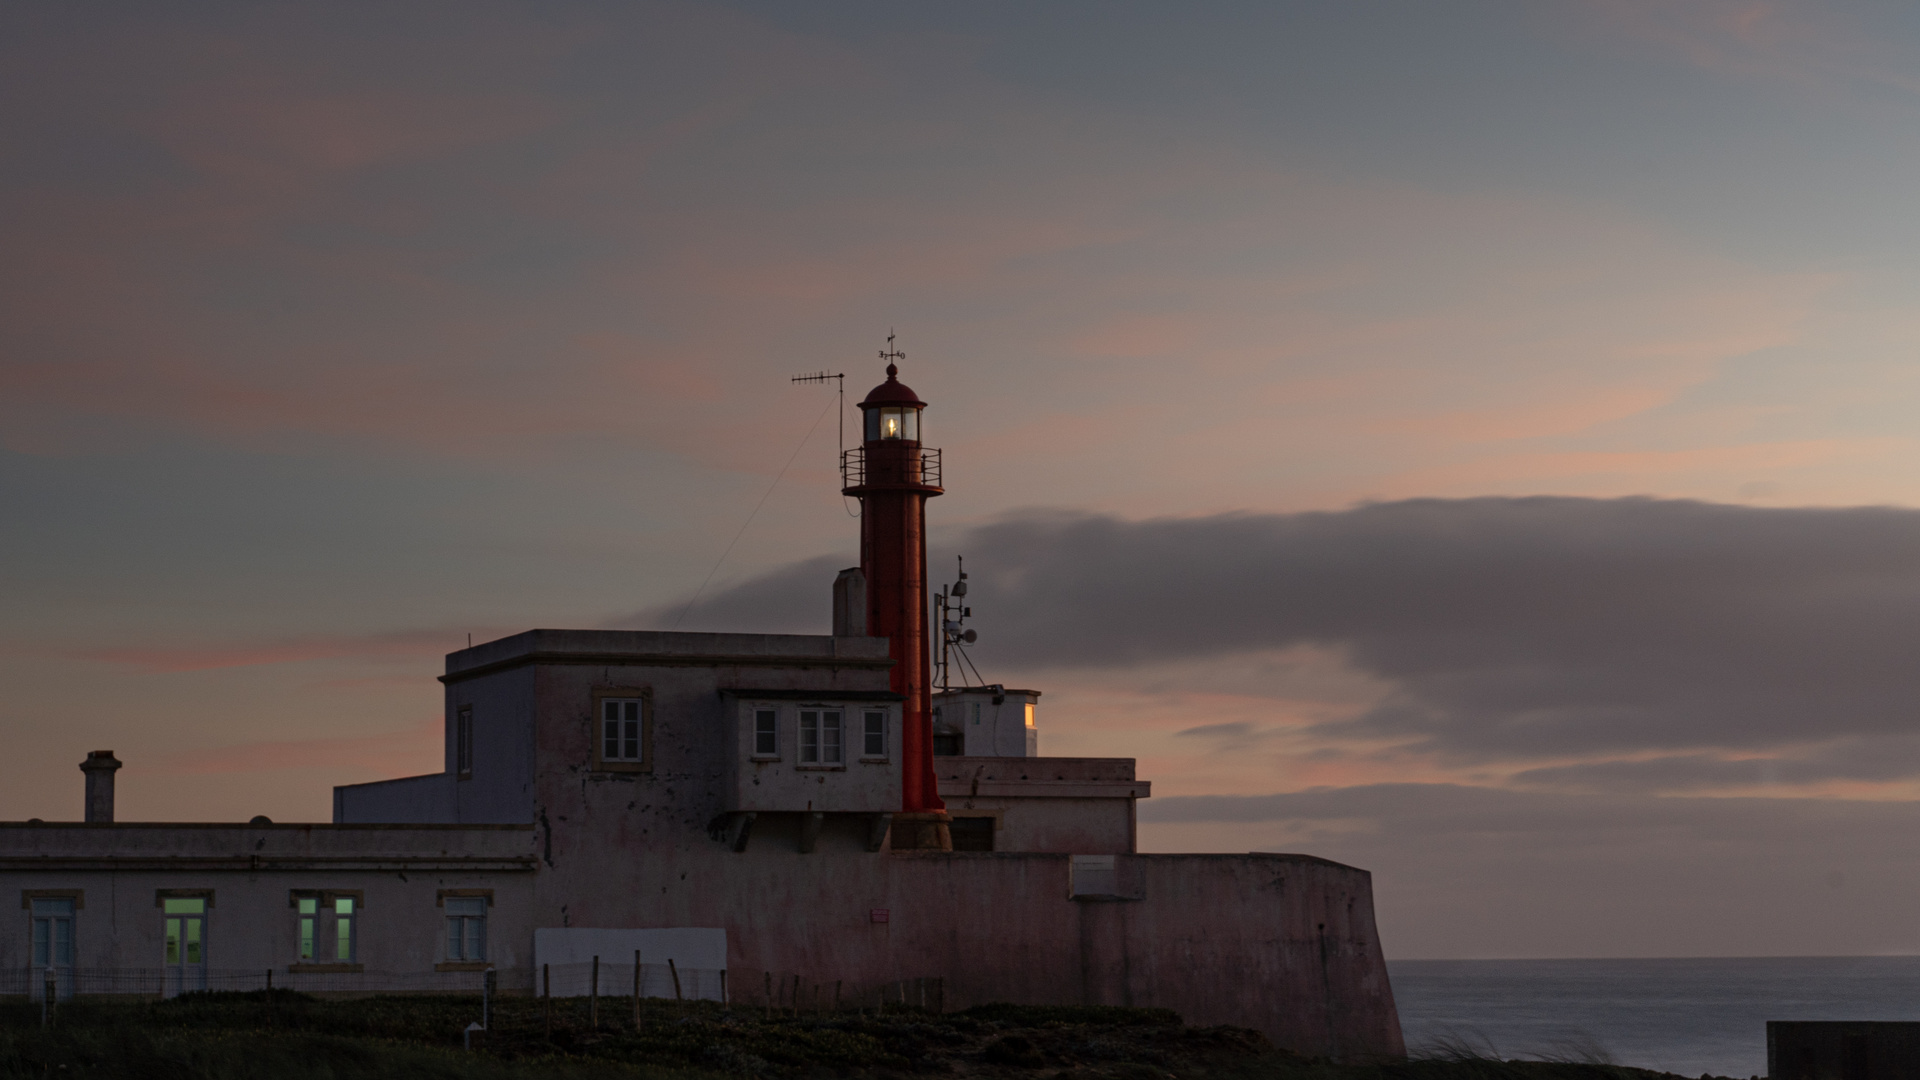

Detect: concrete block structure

[0,357,1404,1060]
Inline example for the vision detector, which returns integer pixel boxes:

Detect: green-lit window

[163,898,206,966]
[293,894,357,963]
[333,897,356,961]
[297,897,318,960]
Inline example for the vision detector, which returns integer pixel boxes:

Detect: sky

[7,0,1920,959]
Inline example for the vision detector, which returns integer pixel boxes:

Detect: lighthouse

[843,343,948,826]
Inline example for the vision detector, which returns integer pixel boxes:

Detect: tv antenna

[790,369,846,458]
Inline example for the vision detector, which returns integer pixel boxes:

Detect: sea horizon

[1389,955,1920,1078]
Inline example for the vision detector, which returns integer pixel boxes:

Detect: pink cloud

[1576,1,1920,96]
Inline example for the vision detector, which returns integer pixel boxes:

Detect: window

[456,706,473,778]
[865,406,920,442]
[30,898,74,969]
[298,897,316,959]
[163,897,206,965]
[445,897,486,961]
[798,709,843,765]
[753,709,778,757]
[1024,703,1035,728]
[333,896,356,961]
[863,711,886,757]
[602,698,643,763]
[972,703,981,725]
[296,894,357,962]
[950,816,994,852]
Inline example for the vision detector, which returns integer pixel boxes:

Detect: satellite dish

[962,629,977,644]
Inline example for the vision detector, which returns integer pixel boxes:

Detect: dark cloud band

[632,497,1920,781]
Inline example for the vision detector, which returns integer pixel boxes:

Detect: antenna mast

[936,555,983,692]
[789,369,846,458]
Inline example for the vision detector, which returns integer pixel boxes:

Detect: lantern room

[860,363,925,443]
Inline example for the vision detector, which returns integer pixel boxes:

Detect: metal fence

[536,960,724,1002]
[745,971,945,1015]
[4,966,492,1000]
[7,964,946,1014]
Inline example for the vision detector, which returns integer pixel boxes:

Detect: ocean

[1388,957,1920,1078]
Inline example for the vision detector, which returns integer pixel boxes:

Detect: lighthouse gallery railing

[841,446,941,490]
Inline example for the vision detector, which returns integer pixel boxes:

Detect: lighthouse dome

[859,364,925,408]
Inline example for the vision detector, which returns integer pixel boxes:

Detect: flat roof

[443,629,894,683]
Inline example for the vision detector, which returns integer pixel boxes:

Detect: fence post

[42,969,54,1027]
[590,955,600,1029]
[266,968,274,1027]
[791,973,800,1017]
[764,971,772,1020]
[484,968,495,1030]
[668,957,683,1001]
[543,962,552,1040]
[632,950,643,1031]
[834,980,842,1011]
[720,968,728,1005]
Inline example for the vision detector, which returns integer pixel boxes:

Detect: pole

[791,973,801,1017]
[633,951,643,1031]
[590,955,600,1029]
[668,957,683,1001]
[484,968,495,1030]
[543,963,551,1040]
[266,968,274,1027]
[835,980,842,1011]
[42,969,53,1027]
[764,971,772,1019]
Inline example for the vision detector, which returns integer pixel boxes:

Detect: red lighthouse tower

[843,342,947,823]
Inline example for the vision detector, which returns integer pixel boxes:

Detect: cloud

[659,497,1920,789]
[1578,1,1920,98]
[1173,721,1286,755]
[1137,782,1920,957]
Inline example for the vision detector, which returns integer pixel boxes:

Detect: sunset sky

[10,1,1920,959]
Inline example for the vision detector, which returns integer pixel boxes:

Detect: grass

[0,993,1743,1080]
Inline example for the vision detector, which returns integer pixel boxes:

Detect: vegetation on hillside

[0,992,1745,1080]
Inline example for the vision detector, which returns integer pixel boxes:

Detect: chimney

[80,751,122,823]
[833,567,867,636]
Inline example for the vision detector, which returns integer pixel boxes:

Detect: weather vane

[880,329,904,371]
